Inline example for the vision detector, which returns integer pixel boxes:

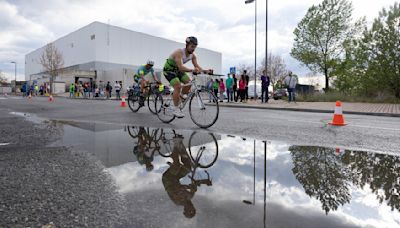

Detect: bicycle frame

[167,78,206,111]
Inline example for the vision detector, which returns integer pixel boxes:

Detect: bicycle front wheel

[189,90,219,128]
[128,94,140,112]
[155,94,176,123]
[189,132,219,168]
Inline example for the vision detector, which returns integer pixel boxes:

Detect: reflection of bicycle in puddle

[126,126,219,168]
[160,131,218,218]
[126,125,219,218]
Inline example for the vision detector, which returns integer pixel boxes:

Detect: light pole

[245,0,257,98]
[265,0,268,76]
[10,61,17,95]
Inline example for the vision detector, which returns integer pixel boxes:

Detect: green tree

[367,3,400,98]
[291,0,362,91]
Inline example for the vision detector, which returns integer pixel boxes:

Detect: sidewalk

[212,99,400,117]
[55,92,123,100]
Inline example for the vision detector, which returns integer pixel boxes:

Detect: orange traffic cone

[120,96,127,107]
[329,101,347,126]
[48,95,54,102]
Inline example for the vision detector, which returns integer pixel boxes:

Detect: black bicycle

[127,82,163,114]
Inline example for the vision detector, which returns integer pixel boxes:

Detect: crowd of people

[69,81,123,100]
[21,82,50,97]
[206,69,271,103]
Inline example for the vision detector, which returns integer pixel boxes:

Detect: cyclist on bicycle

[135,60,160,103]
[163,36,213,118]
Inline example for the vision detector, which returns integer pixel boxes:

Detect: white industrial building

[25,21,222,93]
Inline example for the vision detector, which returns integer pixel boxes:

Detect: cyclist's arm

[151,70,160,83]
[191,54,204,72]
[174,51,194,73]
[192,54,213,74]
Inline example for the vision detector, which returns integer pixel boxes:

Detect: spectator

[239,75,246,103]
[232,74,238,102]
[95,86,99,98]
[74,83,79,97]
[106,81,112,99]
[79,82,84,97]
[219,79,225,102]
[207,78,214,102]
[69,83,75,98]
[83,83,88,98]
[40,84,44,96]
[30,84,34,96]
[243,70,250,101]
[213,79,219,101]
[114,81,121,100]
[91,82,96,98]
[226,74,234,102]
[34,84,39,96]
[21,83,27,97]
[260,70,270,103]
[284,71,298,103]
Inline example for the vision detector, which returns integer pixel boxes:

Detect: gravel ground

[0,111,129,227]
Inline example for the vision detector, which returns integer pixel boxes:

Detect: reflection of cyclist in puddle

[133,127,155,172]
[162,135,211,218]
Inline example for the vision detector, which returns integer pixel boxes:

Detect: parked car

[273,88,288,100]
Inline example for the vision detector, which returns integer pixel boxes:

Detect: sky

[0,0,397,82]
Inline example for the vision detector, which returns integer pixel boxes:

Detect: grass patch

[296,92,400,104]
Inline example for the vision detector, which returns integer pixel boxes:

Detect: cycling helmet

[185,36,198,45]
[146,60,154,66]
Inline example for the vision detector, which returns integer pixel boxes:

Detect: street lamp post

[245,0,257,98]
[266,0,268,76]
[10,61,17,95]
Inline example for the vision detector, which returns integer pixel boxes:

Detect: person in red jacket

[238,75,246,103]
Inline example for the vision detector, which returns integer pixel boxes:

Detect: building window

[91,34,95,40]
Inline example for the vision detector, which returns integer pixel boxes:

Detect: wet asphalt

[0,95,399,227]
[0,110,129,227]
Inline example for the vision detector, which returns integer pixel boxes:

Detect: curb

[207,103,400,118]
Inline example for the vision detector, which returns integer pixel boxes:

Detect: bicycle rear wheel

[155,94,176,123]
[189,90,219,128]
[189,132,219,168]
[128,93,140,112]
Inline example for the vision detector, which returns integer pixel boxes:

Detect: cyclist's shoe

[139,96,145,107]
[180,94,188,100]
[172,106,185,118]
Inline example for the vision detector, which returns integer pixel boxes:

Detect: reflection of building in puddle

[53,122,221,168]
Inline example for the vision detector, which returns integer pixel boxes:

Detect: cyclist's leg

[164,71,182,107]
[180,73,191,95]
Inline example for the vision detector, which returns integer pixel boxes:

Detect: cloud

[0,0,397,81]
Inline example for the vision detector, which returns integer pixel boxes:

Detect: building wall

[25,23,98,80]
[26,22,222,82]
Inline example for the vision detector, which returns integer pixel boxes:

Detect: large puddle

[47,121,400,227]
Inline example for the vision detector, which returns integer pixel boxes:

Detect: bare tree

[259,53,288,89]
[237,63,253,77]
[40,43,64,94]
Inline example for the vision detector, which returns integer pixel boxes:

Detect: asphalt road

[1,96,399,154]
[1,95,399,227]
